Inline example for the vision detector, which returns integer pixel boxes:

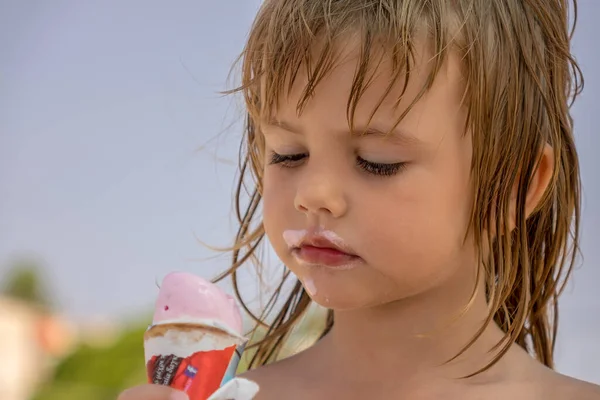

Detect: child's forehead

[256,44,468,154]
[257,36,465,125]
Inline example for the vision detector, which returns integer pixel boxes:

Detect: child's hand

[116,379,259,400]
[117,384,189,400]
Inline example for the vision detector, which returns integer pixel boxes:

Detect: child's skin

[118,37,600,400]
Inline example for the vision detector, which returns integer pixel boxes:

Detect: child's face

[261,41,477,310]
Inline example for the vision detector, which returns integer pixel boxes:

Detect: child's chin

[309,292,389,311]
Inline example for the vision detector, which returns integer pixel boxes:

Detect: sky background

[1,0,598,383]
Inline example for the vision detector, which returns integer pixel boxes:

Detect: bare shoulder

[539,368,600,400]
[236,364,288,400]
[237,355,310,400]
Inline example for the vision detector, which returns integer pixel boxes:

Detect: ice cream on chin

[144,272,258,400]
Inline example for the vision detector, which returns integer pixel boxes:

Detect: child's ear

[509,144,554,230]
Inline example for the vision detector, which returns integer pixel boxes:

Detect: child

[119,0,600,398]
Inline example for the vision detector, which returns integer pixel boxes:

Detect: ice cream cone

[143,272,258,399]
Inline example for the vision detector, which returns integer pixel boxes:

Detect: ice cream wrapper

[144,322,256,399]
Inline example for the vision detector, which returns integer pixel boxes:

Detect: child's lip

[283,228,362,268]
[293,245,360,268]
[283,228,358,256]
[297,234,357,256]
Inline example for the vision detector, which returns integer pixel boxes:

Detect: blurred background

[0,1,598,399]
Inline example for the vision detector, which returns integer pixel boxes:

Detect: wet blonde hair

[215,0,584,375]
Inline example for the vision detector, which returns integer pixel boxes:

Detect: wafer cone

[144,322,245,400]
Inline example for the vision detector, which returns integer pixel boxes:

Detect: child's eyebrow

[265,118,424,147]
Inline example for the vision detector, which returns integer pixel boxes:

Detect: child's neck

[311,274,531,389]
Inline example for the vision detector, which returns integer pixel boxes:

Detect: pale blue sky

[1,1,598,382]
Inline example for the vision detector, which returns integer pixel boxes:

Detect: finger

[117,384,189,400]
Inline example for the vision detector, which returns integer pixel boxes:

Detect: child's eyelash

[268,151,406,177]
[269,152,307,166]
[356,157,406,176]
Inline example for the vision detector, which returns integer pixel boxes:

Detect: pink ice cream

[152,272,243,335]
[145,272,256,399]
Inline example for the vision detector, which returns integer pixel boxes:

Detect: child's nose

[293,168,348,219]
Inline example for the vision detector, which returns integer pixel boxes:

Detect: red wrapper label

[147,345,236,400]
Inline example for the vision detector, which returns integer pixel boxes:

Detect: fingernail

[169,391,189,400]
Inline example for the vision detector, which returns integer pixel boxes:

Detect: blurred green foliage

[33,320,149,400]
[1,259,52,307]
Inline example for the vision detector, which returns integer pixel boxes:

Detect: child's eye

[269,151,307,167]
[356,157,406,177]
[268,152,406,177]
